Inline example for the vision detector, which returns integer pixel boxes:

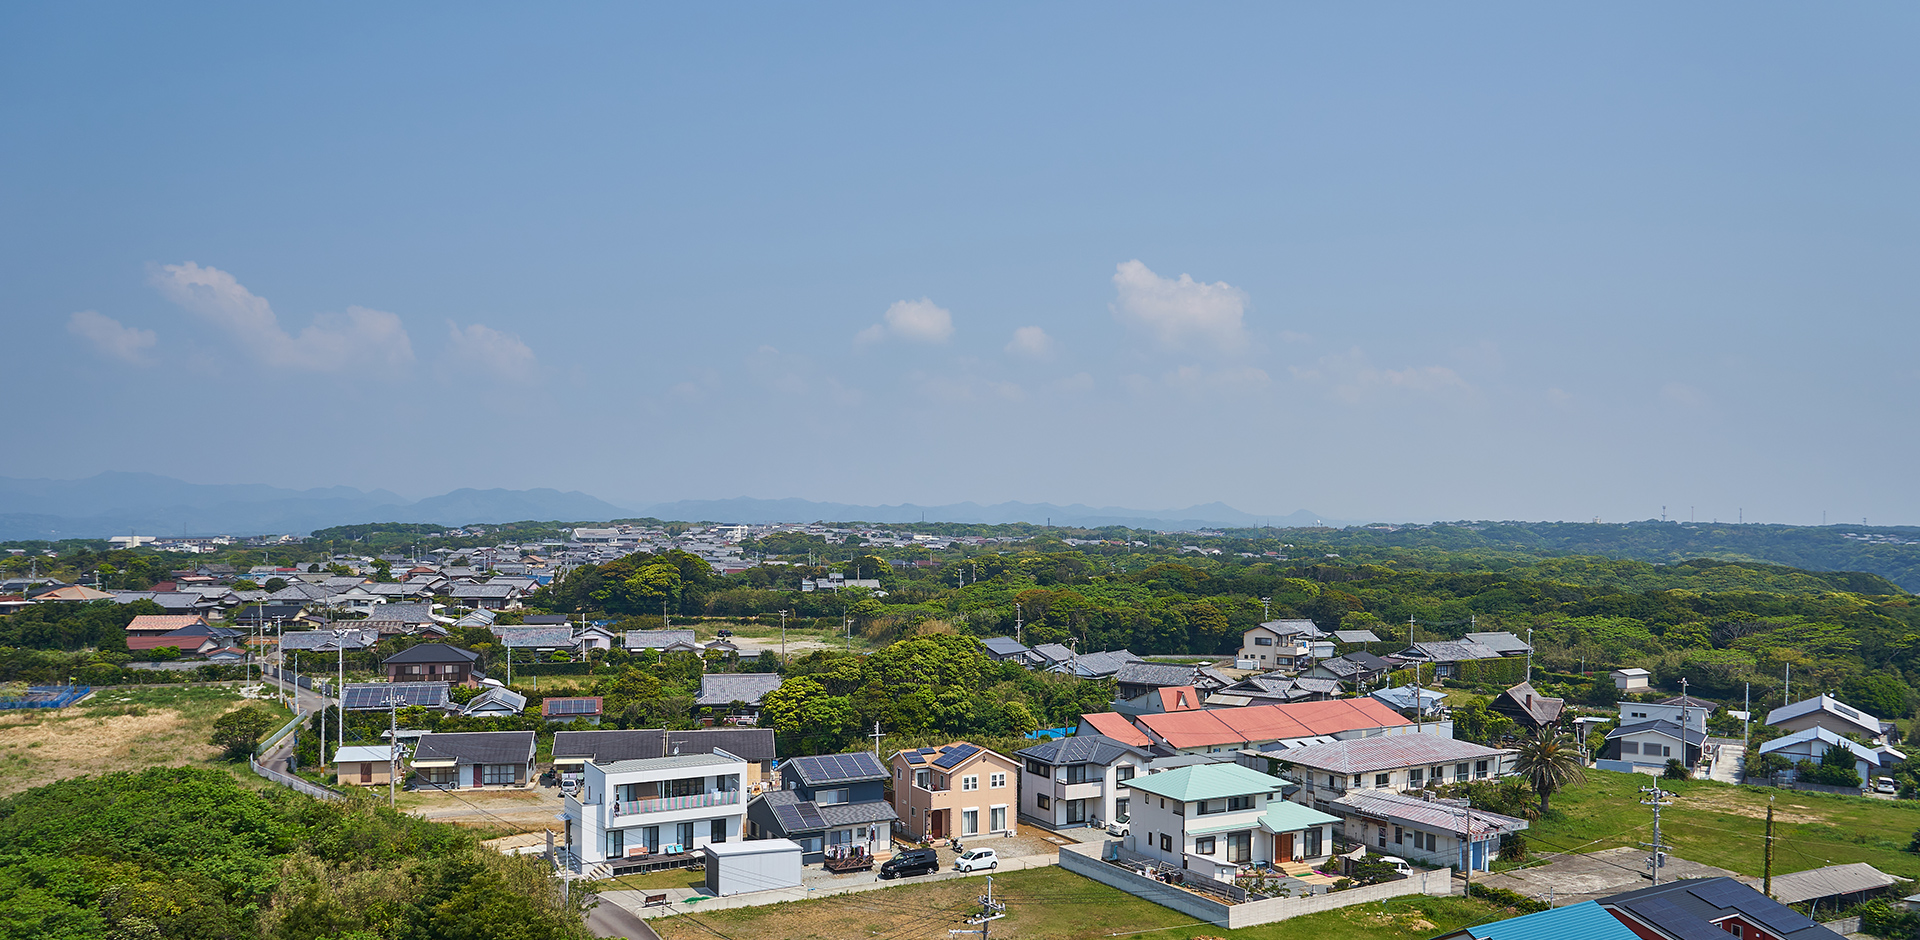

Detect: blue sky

[4,3,1916,524]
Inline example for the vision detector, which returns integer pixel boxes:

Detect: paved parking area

[1474,846,1741,906]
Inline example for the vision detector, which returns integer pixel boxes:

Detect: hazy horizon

[6,5,1915,527]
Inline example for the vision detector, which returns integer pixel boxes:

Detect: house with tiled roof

[1393,640,1506,679]
[1489,681,1565,732]
[1238,621,1320,672]
[694,673,784,724]
[126,614,210,636]
[1015,733,1151,830]
[624,629,699,651]
[1101,698,1420,756]
[409,731,536,790]
[889,742,1019,841]
[1767,693,1888,744]
[382,644,483,686]
[1255,734,1513,813]
[1077,711,1153,748]
[746,752,897,864]
[1122,761,1339,882]
[1599,876,1845,940]
[1331,789,1526,872]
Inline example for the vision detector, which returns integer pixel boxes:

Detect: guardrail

[256,712,306,756]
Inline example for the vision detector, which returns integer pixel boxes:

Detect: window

[1426,832,1438,851]
[1225,832,1251,863]
[482,764,516,786]
[990,772,1006,788]
[991,806,1006,831]
[1116,766,1134,787]
[1474,760,1489,779]
[1066,799,1087,823]
[1408,768,1423,786]
[1172,801,1184,817]
[1394,826,1404,844]
[1160,834,1172,852]
[710,819,727,844]
[1456,763,1470,783]
[1036,794,1051,810]
[1197,800,1221,816]
[962,775,979,792]
[1621,741,1640,754]
[642,826,660,851]
[827,829,852,845]
[962,809,979,835]
[1025,759,1051,778]
[1255,637,1274,646]
[1195,836,1216,855]
[1064,764,1090,784]
[816,788,850,805]
[894,767,902,779]
[1375,773,1391,788]
[1228,795,1253,811]
[1301,827,1322,857]
[608,829,624,857]
[915,770,931,789]
[1379,826,1388,847]
[676,822,696,850]
[797,835,823,854]
[1350,774,1361,788]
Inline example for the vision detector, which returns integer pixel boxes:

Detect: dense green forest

[0,767,588,940]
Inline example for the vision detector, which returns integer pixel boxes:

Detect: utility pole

[778,609,789,663]
[948,875,1005,940]
[871,722,885,759]
[1784,664,1790,704]
[1763,797,1775,897]
[1462,793,1476,891]
[1743,682,1751,766]
[1014,605,1023,645]
[1260,596,1271,621]
[385,690,402,808]
[1525,627,1533,684]
[1640,786,1673,885]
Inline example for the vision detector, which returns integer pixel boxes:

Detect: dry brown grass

[0,685,284,796]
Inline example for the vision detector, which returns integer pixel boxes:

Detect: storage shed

[702,839,803,897]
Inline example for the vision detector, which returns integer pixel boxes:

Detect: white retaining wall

[1058,842,1454,929]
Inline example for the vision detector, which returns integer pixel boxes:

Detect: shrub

[1468,882,1550,913]
[1663,758,1690,780]
[1499,832,1529,863]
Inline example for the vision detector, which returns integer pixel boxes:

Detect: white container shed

[703,839,803,897]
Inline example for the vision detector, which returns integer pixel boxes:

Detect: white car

[954,848,1000,872]
[1107,816,1129,837]
[1377,856,1414,876]
[1877,777,1898,794]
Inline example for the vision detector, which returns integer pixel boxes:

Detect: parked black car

[879,848,941,879]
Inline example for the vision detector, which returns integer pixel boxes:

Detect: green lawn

[651,866,1506,940]
[1528,767,1920,880]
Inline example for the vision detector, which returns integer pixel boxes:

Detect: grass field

[1526,767,1920,881]
[648,867,1506,940]
[0,684,293,796]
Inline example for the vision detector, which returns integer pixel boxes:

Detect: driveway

[1474,846,1742,906]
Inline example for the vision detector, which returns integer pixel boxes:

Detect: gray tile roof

[624,629,698,649]
[1331,629,1382,644]
[1331,790,1527,838]
[280,628,379,650]
[1463,631,1532,655]
[491,626,575,648]
[462,687,528,715]
[552,728,777,764]
[1029,643,1074,664]
[1114,662,1198,688]
[818,800,900,828]
[1404,640,1505,663]
[695,673,784,707]
[362,603,435,624]
[382,643,480,665]
[1014,733,1145,766]
[1270,734,1509,774]
[412,731,535,765]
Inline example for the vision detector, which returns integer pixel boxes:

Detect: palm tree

[1513,729,1586,816]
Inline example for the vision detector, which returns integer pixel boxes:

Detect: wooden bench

[643,893,669,908]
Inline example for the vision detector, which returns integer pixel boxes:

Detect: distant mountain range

[631,497,1338,530]
[0,472,1335,539]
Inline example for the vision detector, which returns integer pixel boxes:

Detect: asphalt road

[586,898,662,940]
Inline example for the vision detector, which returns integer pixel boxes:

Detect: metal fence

[250,755,344,802]
[0,685,91,710]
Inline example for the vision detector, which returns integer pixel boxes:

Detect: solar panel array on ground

[342,682,449,710]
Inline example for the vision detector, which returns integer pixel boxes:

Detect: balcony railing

[609,789,740,819]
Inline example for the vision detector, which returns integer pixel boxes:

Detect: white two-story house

[1014,733,1152,830]
[1121,762,1340,882]
[564,750,748,871]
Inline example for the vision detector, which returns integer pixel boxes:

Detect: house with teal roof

[1120,762,1339,882]
[1429,900,1640,939]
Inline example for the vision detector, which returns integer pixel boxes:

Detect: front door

[472,764,483,788]
[930,809,946,839]
[1277,832,1294,861]
[360,762,372,783]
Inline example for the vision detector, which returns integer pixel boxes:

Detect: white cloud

[151,261,413,371]
[856,297,954,346]
[67,310,157,364]
[1290,347,1471,403]
[1110,260,1249,352]
[1005,325,1054,359]
[445,321,537,382]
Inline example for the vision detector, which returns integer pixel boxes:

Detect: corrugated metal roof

[1270,734,1509,774]
[1766,862,1905,905]
[1332,790,1527,837]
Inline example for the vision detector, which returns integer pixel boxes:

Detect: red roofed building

[127,614,210,636]
[1080,698,1421,756]
[1077,712,1152,748]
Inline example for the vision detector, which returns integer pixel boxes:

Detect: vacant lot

[1526,767,1920,881]
[0,684,291,795]
[649,866,1502,940]
[396,784,570,839]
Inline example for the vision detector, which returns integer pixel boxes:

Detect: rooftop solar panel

[545,697,600,715]
[1740,895,1816,933]
[1626,899,1725,940]
[1684,881,1749,908]
[342,683,448,710]
[932,743,979,769]
[906,753,925,764]
[793,802,827,830]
